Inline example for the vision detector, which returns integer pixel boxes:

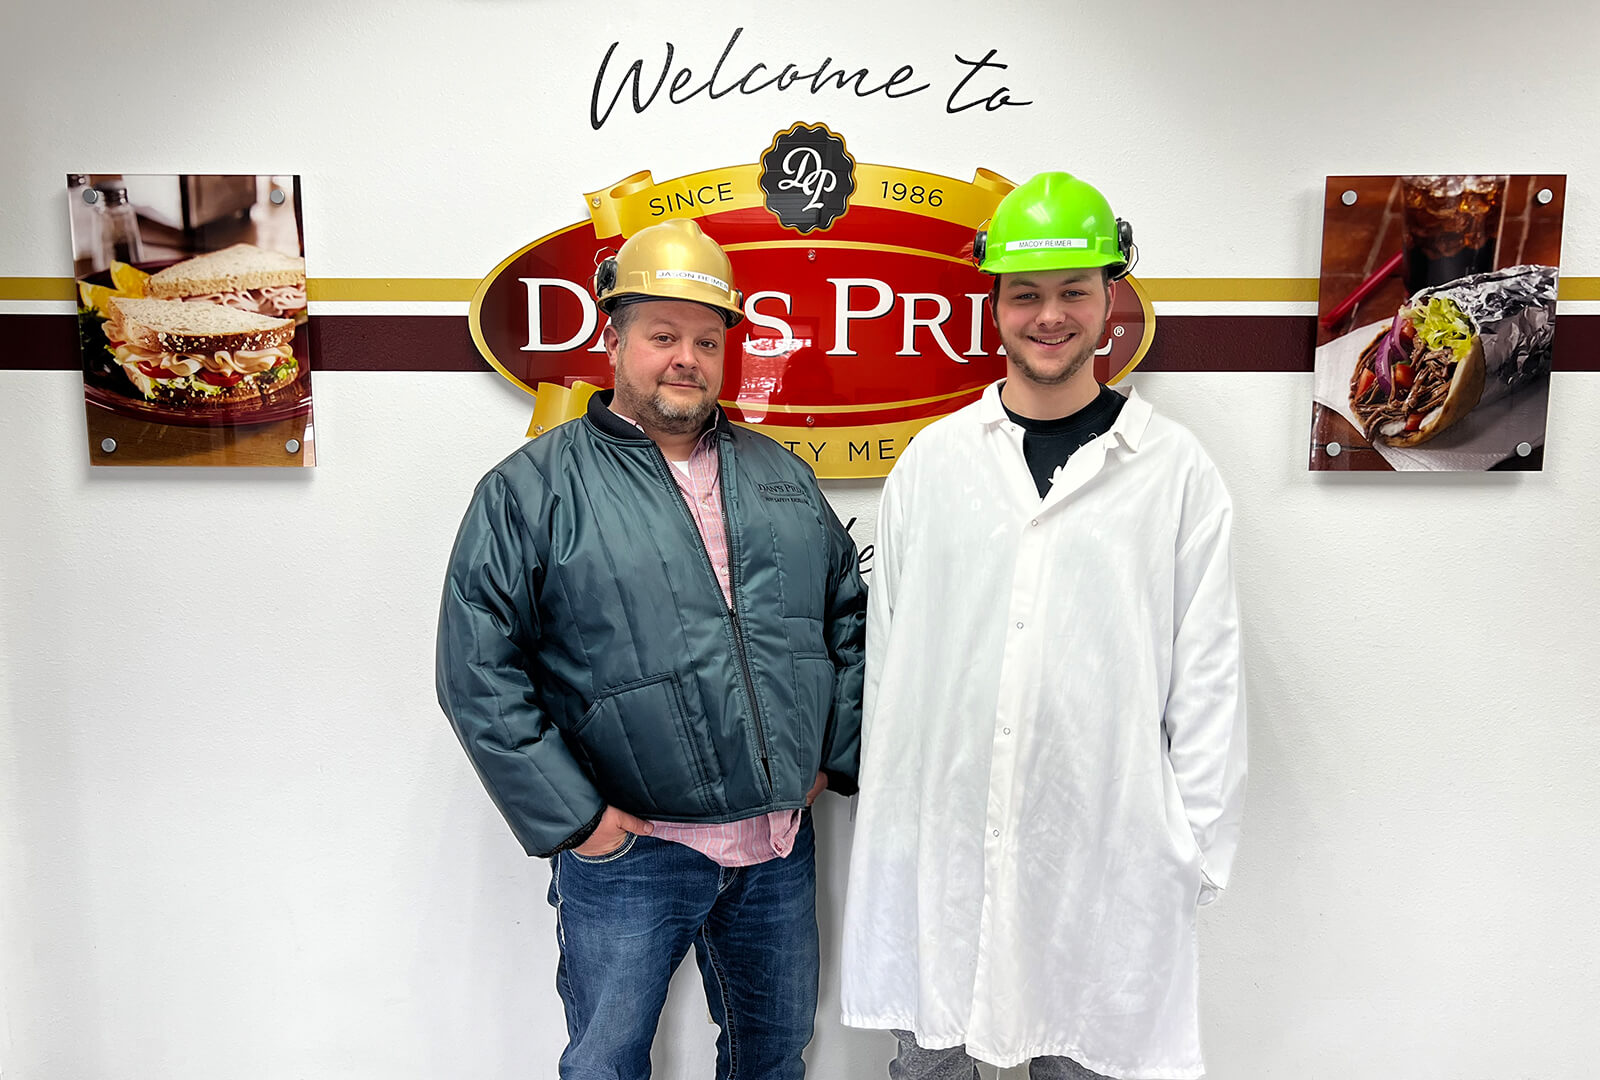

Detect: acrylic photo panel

[1309,175,1564,472]
[68,174,315,467]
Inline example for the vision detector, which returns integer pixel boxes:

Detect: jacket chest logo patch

[757,480,810,504]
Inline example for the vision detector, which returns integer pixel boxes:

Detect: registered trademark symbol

[1113,325,1126,337]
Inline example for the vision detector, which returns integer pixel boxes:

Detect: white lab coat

[841,383,1246,1078]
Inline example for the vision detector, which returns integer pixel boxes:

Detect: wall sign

[470,126,1155,477]
[589,27,1035,130]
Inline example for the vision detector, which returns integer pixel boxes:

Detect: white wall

[3,2,1600,1078]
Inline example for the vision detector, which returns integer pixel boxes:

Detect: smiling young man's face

[993,268,1114,388]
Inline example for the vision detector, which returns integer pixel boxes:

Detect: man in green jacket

[437,218,866,1080]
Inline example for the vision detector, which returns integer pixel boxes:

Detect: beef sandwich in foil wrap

[1350,264,1557,447]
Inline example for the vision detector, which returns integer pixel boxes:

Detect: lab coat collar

[975,380,1152,453]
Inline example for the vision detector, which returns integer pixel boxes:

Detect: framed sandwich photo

[68,173,315,467]
[1309,174,1564,472]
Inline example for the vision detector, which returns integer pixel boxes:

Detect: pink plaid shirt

[618,413,803,867]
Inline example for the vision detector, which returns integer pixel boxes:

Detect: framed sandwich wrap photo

[1309,174,1564,473]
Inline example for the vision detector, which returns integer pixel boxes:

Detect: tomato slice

[136,361,183,380]
[1355,369,1376,400]
[198,369,245,388]
[1393,363,1415,391]
[1405,412,1424,432]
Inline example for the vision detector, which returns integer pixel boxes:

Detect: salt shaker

[94,182,146,264]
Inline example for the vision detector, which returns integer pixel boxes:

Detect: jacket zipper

[650,441,773,790]
[727,608,771,784]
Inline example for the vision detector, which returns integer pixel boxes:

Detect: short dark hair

[606,300,642,341]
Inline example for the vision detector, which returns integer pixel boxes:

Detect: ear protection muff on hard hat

[1111,218,1137,280]
[593,253,618,303]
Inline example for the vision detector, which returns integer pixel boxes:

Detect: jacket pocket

[792,654,834,774]
[571,673,719,817]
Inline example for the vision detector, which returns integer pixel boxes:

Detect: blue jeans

[547,813,819,1079]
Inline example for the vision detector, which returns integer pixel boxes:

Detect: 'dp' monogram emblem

[759,122,857,234]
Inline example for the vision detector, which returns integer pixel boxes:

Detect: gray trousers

[890,1030,1115,1080]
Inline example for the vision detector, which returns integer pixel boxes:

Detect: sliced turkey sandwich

[104,297,299,404]
[145,243,307,318]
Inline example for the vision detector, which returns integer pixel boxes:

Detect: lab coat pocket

[1159,756,1206,904]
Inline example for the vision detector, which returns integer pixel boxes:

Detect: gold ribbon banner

[585,164,1014,239]
[525,380,603,436]
[527,383,937,479]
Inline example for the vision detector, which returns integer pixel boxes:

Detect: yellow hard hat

[592,218,745,327]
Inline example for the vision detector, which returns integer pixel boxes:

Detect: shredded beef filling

[1352,332,1457,434]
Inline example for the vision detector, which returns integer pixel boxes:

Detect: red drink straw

[1319,251,1403,329]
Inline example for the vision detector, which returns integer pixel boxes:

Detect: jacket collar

[584,388,730,444]
[586,389,651,442]
[975,379,1152,452]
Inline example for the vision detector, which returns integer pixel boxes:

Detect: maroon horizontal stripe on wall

[6,313,1598,373]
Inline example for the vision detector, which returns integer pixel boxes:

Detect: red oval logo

[469,134,1154,476]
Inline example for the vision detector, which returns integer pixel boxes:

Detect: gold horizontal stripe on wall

[307,279,480,302]
[0,278,76,301]
[5,277,1600,303]
[1137,278,1318,302]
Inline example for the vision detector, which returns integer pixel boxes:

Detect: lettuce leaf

[1407,296,1474,363]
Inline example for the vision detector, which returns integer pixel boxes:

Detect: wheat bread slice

[145,243,306,298]
[108,297,295,353]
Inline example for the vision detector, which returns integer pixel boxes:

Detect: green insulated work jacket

[436,392,867,857]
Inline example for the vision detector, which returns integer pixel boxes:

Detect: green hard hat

[976,172,1132,278]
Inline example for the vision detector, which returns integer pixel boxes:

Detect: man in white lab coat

[841,172,1247,1080]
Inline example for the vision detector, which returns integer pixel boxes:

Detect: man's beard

[1003,324,1102,387]
[616,369,716,435]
